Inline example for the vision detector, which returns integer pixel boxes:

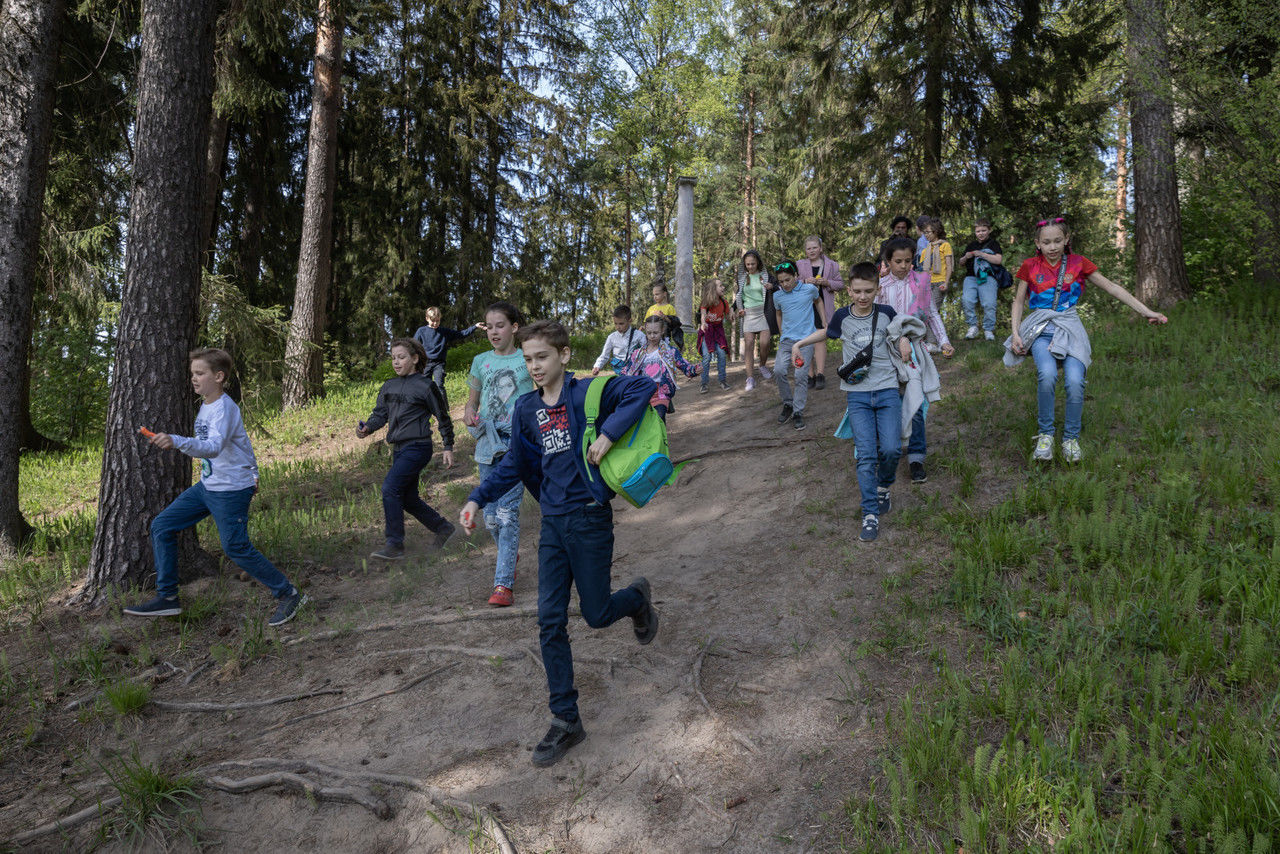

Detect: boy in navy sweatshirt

[411,306,485,404]
[459,319,660,767]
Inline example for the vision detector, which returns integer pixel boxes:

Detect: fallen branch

[284,607,578,647]
[183,660,214,686]
[151,687,343,713]
[693,638,758,754]
[8,796,124,846]
[261,663,458,733]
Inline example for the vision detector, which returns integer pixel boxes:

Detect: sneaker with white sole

[123,595,182,617]
[876,488,892,515]
[1061,438,1082,463]
[371,543,405,560]
[1032,433,1054,462]
[964,325,979,339]
[859,514,879,542]
[984,330,995,340]
[758,363,773,380]
[745,376,755,392]
[269,589,308,627]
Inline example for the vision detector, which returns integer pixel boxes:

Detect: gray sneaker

[1032,433,1054,462]
[269,589,308,627]
[123,595,182,617]
[371,543,405,560]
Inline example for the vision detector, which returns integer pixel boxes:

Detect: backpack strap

[582,376,611,481]
[1051,256,1069,312]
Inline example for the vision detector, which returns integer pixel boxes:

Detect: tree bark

[1115,99,1128,252]
[282,0,343,409]
[81,0,219,601]
[1126,0,1190,305]
[0,0,67,551]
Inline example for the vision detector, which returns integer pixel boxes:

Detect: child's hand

[941,344,955,358]
[939,283,948,292]
[1147,312,1169,325]
[898,339,913,362]
[591,367,601,376]
[355,421,369,438]
[463,405,479,427]
[1010,332,1025,355]
[459,501,480,535]
[440,450,454,468]
[586,434,614,466]
[737,309,745,318]
[474,321,487,329]
[150,432,175,450]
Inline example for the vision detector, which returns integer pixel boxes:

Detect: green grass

[843,286,1280,851]
[98,748,201,846]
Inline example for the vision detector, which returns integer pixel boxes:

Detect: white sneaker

[984,330,995,340]
[1061,438,1082,463]
[965,325,979,340]
[758,364,773,380]
[1032,433,1054,462]
[745,376,756,392]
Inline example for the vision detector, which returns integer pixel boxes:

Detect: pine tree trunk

[1115,99,1128,252]
[1126,0,1190,306]
[0,0,66,552]
[922,0,947,184]
[283,0,343,409]
[80,0,219,603]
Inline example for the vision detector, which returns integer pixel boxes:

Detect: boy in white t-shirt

[124,349,305,626]
[591,305,642,375]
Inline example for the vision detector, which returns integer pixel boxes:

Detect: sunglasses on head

[1036,217,1066,227]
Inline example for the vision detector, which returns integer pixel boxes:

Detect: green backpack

[582,376,685,508]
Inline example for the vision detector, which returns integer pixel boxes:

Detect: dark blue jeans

[537,503,644,722]
[907,406,927,464]
[847,388,903,516]
[151,482,292,600]
[382,440,450,547]
[425,362,448,405]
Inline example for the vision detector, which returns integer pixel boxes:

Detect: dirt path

[2,356,1016,852]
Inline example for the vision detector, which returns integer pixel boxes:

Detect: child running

[771,261,824,430]
[412,307,485,405]
[459,320,659,767]
[621,315,699,421]
[795,263,908,542]
[591,305,641,376]
[880,238,953,483]
[958,217,1005,340]
[1007,216,1168,463]
[696,277,731,393]
[124,349,306,626]
[357,337,456,560]
[464,302,535,607]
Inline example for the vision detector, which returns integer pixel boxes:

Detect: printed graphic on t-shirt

[536,404,572,455]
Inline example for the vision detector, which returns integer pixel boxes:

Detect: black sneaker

[777,404,794,424]
[123,595,182,617]
[532,717,585,767]
[814,373,826,390]
[269,589,308,627]
[806,375,817,389]
[370,543,405,560]
[629,577,659,645]
[792,413,806,430]
[433,522,456,549]
[859,514,879,542]
[877,488,892,515]
[719,381,729,390]
[910,462,928,484]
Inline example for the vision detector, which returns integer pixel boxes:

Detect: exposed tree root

[693,637,758,754]
[284,606,580,647]
[203,771,390,818]
[151,687,343,712]
[261,662,458,733]
[9,796,124,846]
[673,434,829,465]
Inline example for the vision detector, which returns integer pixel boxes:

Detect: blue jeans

[382,440,450,547]
[537,503,644,722]
[700,341,726,388]
[846,389,903,516]
[151,482,292,600]
[907,406,926,464]
[1030,329,1087,440]
[478,460,522,588]
[961,275,997,332]
[774,339,813,412]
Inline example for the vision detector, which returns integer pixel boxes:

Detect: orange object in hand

[793,354,804,368]
[138,427,157,439]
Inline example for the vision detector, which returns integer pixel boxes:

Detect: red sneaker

[488,585,514,607]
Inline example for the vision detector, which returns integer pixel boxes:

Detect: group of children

[120,213,1167,769]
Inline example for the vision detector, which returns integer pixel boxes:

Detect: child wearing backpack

[124,349,306,626]
[620,315,699,421]
[357,337,456,560]
[1007,216,1168,463]
[591,304,642,376]
[463,302,535,607]
[958,217,1006,340]
[459,320,659,767]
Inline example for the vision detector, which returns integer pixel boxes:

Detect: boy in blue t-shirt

[770,261,824,431]
[459,320,660,767]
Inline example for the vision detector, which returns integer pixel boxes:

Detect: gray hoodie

[886,314,942,441]
[1002,307,1092,370]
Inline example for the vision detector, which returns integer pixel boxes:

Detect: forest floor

[0,344,1029,853]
